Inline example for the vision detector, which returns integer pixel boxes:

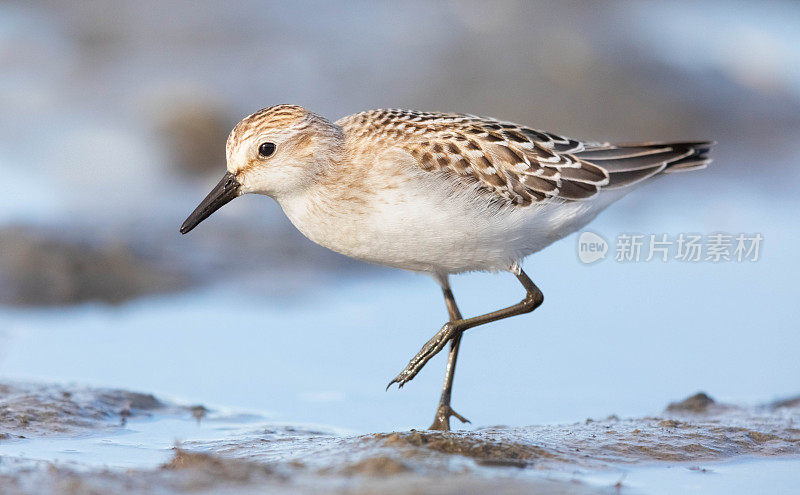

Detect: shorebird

[180,105,712,430]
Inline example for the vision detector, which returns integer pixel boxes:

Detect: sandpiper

[180,105,712,430]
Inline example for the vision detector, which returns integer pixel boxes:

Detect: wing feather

[338,109,713,206]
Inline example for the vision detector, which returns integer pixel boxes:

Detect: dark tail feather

[573,141,714,189]
[660,141,714,173]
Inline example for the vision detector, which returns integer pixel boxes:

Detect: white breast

[278,158,628,275]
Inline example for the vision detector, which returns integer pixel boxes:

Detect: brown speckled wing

[339,109,712,206]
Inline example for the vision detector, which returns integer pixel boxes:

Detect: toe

[450,408,471,424]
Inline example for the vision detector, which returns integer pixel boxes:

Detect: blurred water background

[0,0,798,435]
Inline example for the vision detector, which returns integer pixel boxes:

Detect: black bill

[180,171,241,234]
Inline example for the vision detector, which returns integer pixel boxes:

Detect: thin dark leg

[388,269,544,389]
[429,285,470,431]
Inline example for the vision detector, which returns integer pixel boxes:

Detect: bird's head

[180,104,342,234]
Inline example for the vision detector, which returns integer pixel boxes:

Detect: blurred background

[0,0,798,432]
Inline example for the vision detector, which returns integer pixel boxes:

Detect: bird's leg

[387,269,544,390]
[429,284,470,431]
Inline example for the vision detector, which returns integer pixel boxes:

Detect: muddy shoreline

[1,383,798,494]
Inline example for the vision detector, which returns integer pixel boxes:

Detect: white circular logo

[577,231,608,264]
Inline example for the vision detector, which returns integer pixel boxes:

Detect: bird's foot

[429,404,470,431]
[386,321,458,389]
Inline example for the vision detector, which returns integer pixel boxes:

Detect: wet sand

[1,383,798,494]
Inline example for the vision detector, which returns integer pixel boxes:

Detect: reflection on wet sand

[1,383,798,494]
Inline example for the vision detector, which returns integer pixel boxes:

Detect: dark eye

[258,142,276,157]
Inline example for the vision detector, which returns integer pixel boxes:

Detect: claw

[450,408,471,424]
[386,322,458,390]
[385,374,409,390]
[386,370,410,390]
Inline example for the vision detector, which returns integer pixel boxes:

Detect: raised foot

[386,321,459,389]
[429,405,471,431]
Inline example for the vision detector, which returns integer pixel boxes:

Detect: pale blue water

[580,457,800,495]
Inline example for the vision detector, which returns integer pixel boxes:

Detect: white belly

[279,170,627,274]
